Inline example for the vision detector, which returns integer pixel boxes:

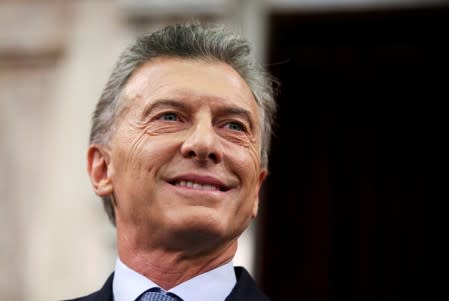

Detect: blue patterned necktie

[136,287,183,301]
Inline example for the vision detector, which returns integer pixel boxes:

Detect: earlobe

[251,168,268,218]
[87,145,113,197]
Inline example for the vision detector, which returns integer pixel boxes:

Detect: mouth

[167,174,231,192]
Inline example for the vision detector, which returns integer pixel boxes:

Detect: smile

[167,174,231,192]
[174,180,221,191]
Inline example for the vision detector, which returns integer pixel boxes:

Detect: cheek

[224,138,262,188]
[113,121,184,172]
[127,135,181,174]
[226,142,262,228]
[111,134,182,213]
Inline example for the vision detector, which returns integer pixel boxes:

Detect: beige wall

[0,2,126,300]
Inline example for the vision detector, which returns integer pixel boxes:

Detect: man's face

[95,57,266,250]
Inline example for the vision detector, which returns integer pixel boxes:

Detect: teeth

[175,180,220,191]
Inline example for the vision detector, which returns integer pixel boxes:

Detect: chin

[166,216,237,250]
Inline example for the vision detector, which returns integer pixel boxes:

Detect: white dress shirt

[113,257,237,301]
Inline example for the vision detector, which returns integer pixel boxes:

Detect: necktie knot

[136,287,183,301]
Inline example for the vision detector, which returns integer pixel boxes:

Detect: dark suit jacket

[62,266,270,301]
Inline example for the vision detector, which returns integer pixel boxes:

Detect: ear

[87,144,113,197]
[251,168,268,218]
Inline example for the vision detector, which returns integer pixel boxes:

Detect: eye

[224,121,246,132]
[159,112,179,121]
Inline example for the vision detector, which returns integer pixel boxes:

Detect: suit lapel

[225,267,270,301]
[76,273,113,301]
[93,273,114,301]
[60,273,113,301]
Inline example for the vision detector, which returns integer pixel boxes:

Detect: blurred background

[1,0,447,300]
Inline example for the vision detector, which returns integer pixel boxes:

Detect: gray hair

[90,23,277,225]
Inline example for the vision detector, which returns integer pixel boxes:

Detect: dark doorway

[258,5,447,301]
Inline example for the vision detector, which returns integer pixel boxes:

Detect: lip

[167,173,231,192]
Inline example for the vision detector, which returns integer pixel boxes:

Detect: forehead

[122,57,259,118]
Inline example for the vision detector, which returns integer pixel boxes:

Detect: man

[64,23,276,301]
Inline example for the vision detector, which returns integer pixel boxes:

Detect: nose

[180,116,223,164]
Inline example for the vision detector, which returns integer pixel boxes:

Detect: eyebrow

[141,98,256,130]
[141,99,191,118]
[214,106,255,131]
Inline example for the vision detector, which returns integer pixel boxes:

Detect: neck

[117,232,238,290]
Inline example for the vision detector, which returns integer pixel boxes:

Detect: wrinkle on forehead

[122,57,257,104]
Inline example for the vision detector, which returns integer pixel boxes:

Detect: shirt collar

[113,257,236,301]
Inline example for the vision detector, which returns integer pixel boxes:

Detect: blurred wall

[0,2,130,300]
